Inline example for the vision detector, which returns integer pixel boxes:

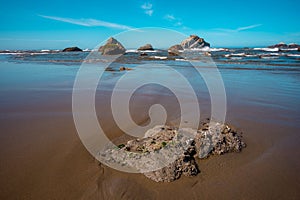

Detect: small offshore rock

[138,44,154,51]
[181,35,210,49]
[140,52,148,56]
[268,42,300,49]
[62,46,82,52]
[168,44,183,56]
[99,37,126,55]
[119,66,132,71]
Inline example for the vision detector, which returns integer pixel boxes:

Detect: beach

[0,50,300,199]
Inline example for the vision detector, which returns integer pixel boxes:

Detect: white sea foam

[287,54,300,57]
[269,53,280,56]
[41,49,50,52]
[229,57,243,60]
[280,48,298,51]
[231,53,246,56]
[260,56,278,59]
[30,53,48,55]
[254,48,279,52]
[244,54,257,57]
[0,53,24,55]
[151,56,168,60]
[188,47,226,52]
[140,50,159,53]
[258,53,281,57]
[189,47,210,51]
[175,58,188,61]
[208,48,228,52]
[126,49,138,53]
[154,56,168,59]
[126,49,159,53]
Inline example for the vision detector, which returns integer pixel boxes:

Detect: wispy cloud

[141,3,153,16]
[39,15,133,30]
[237,24,262,31]
[214,24,262,32]
[164,14,175,21]
[141,2,152,10]
[145,10,153,16]
[164,14,184,27]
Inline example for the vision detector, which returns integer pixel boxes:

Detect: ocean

[0,48,299,199]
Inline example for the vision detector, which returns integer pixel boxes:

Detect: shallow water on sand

[0,51,299,199]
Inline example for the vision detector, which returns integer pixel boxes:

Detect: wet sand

[0,62,300,199]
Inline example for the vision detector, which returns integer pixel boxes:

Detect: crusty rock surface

[195,122,246,159]
[100,126,195,175]
[99,122,246,182]
[98,37,126,55]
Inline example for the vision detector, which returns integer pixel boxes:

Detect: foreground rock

[143,127,199,182]
[98,37,126,55]
[168,44,184,56]
[181,35,210,49]
[195,122,246,159]
[268,42,300,49]
[138,44,154,51]
[62,47,82,52]
[100,122,246,182]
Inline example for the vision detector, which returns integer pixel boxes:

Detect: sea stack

[98,37,126,55]
[168,35,210,56]
[181,35,210,49]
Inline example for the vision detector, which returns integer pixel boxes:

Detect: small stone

[119,66,132,71]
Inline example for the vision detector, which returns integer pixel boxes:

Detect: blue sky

[0,0,299,49]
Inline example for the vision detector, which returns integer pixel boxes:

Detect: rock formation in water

[181,35,210,49]
[119,66,132,71]
[100,122,246,182]
[168,35,210,56]
[138,44,154,51]
[268,42,300,49]
[168,44,184,56]
[98,37,126,55]
[62,47,82,52]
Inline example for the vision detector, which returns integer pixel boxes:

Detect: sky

[0,0,299,49]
